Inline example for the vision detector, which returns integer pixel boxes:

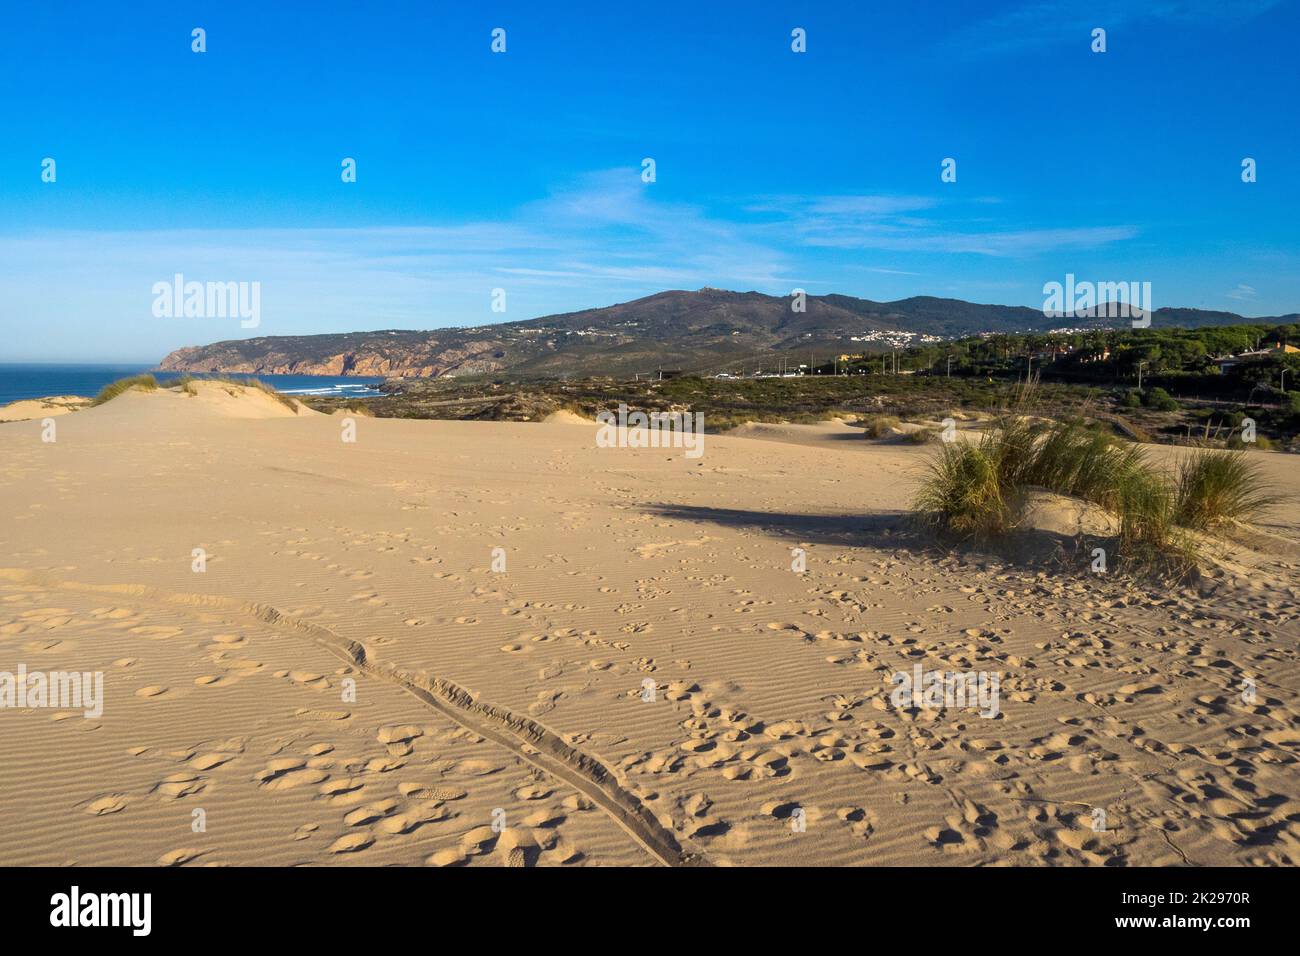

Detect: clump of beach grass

[196,374,299,412]
[158,374,198,395]
[1114,466,1197,575]
[241,377,300,412]
[913,438,1011,541]
[91,374,158,405]
[912,397,1275,578]
[1173,450,1279,531]
[1019,422,1146,510]
[859,414,900,438]
[97,372,298,412]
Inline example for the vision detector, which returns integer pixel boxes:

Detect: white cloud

[0,171,1146,360]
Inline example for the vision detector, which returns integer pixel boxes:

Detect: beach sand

[1,381,1298,866]
[0,395,90,423]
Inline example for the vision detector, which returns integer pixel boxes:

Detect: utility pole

[1137,360,1147,391]
[946,355,954,378]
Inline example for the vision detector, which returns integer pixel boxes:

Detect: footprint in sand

[85,795,127,816]
[376,725,423,746]
[319,777,368,803]
[460,826,500,856]
[194,675,237,687]
[378,803,452,834]
[221,658,264,675]
[514,784,553,801]
[90,607,136,620]
[255,758,329,791]
[344,801,399,827]
[327,833,374,854]
[189,753,235,771]
[155,773,206,798]
[275,670,328,689]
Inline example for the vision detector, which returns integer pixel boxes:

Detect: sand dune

[1,384,1298,866]
[0,395,89,423]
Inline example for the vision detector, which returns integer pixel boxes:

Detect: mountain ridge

[157,288,1299,378]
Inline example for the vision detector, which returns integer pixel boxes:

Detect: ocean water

[0,364,386,406]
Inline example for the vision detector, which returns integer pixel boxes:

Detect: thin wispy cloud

[0,169,1181,359]
[748,194,1137,257]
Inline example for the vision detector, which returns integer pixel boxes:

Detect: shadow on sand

[642,503,1094,570]
[642,504,918,549]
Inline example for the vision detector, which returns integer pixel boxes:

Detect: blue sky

[1,0,1297,362]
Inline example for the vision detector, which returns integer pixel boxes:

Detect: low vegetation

[91,373,298,411]
[225,376,299,412]
[913,405,1277,578]
[1174,450,1279,531]
[91,374,158,405]
[858,414,900,438]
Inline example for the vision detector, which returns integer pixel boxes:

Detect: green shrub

[911,413,1275,579]
[1143,387,1179,412]
[1174,450,1279,530]
[913,440,1011,540]
[1020,422,1142,508]
[1227,432,1274,451]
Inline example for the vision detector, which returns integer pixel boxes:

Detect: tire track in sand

[0,568,707,867]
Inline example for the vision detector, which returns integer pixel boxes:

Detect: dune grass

[913,438,1011,541]
[159,374,198,396]
[859,414,900,438]
[175,374,299,411]
[1174,450,1280,531]
[91,374,159,405]
[93,373,298,411]
[237,377,299,412]
[912,409,1274,577]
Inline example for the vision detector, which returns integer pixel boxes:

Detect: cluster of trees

[861,323,1300,401]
